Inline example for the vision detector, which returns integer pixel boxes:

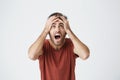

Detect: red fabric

[38,38,78,80]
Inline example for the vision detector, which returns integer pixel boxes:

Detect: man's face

[49,17,66,46]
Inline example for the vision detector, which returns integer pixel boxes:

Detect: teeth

[55,33,60,36]
[54,33,61,39]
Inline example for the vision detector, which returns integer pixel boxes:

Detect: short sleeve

[38,39,48,60]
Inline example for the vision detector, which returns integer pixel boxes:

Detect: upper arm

[28,49,43,61]
[73,47,90,60]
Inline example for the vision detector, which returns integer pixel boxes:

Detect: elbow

[28,47,43,61]
[28,49,38,61]
[28,54,38,61]
[81,50,90,60]
[82,53,90,60]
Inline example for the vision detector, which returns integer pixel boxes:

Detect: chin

[54,42,61,46]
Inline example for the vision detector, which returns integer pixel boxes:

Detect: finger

[59,16,67,22]
[46,16,57,26]
[57,17,64,21]
[48,17,59,26]
[48,16,56,21]
[52,18,64,23]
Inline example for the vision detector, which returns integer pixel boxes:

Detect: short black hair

[48,12,67,19]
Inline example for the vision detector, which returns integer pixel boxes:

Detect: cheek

[61,29,66,33]
[49,30,54,37]
[61,30,66,35]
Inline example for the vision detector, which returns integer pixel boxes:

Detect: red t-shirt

[38,38,78,80]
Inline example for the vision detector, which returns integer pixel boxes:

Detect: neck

[48,39,65,50]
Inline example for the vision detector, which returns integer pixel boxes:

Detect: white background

[0,0,120,80]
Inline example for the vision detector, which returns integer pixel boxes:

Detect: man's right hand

[44,16,57,33]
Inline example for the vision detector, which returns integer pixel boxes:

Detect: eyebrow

[59,23,64,25]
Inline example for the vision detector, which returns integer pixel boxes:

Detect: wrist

[66,29,72,34]
[43,27,49,34]
[43,29,49,36]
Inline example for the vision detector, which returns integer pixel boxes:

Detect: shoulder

[65,38,79,58]
[44,39,49,43]
[65,38,71,42]
[43,39,50,48]
[44,39,50,46]
[65,38,73,45]
[64,38,74,48]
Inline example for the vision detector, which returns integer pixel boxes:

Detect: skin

[28,15,90,60]
[49,18,66,50]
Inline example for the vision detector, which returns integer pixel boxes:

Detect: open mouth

[54,34,61,40]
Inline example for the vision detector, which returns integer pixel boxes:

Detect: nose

[55,26,60,32]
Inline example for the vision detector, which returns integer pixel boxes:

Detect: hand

[44,16,57,33]
[60,16,71,33]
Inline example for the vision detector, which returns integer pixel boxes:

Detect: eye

[51,23,56,28]
[52,25,56,28]
[59,23,64,28]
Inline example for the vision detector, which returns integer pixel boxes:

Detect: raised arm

[61,16,90,60]
[28,16,56,60]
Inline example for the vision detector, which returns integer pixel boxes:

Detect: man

[28,12,90,80]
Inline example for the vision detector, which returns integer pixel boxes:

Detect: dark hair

[48,12,67,19]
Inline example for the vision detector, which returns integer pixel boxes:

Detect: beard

[49,33,66,46]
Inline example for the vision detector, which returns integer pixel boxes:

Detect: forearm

[66,29,90,60]
[28,29,48,60]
